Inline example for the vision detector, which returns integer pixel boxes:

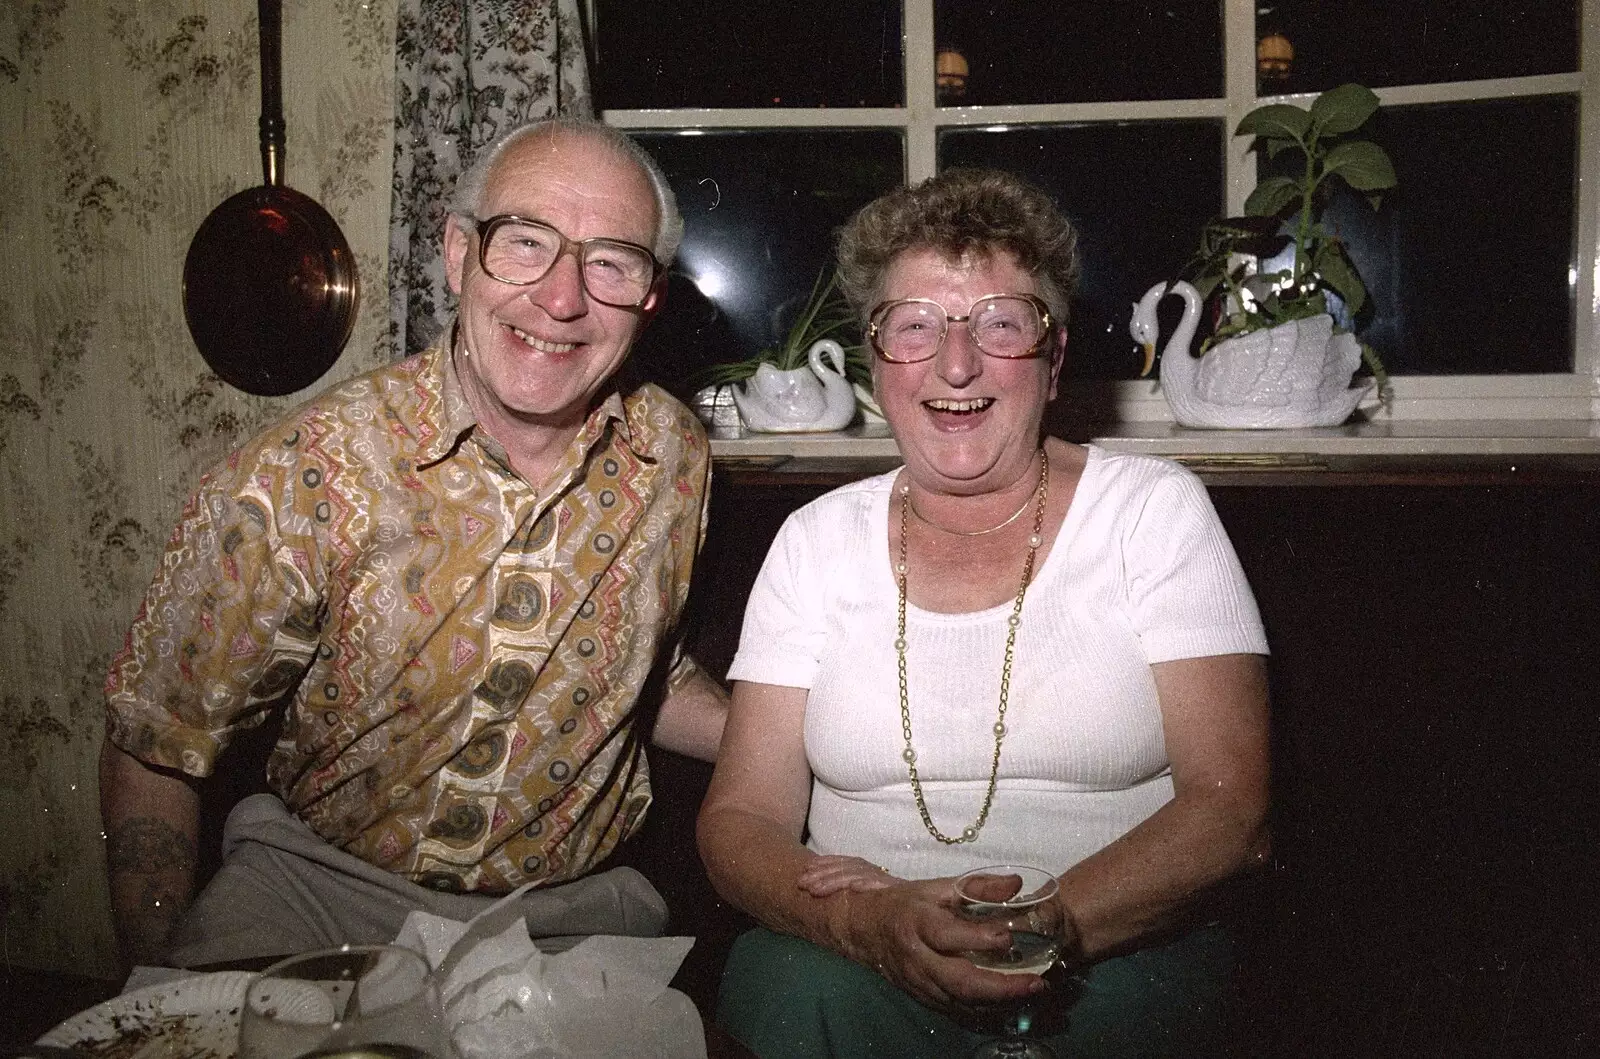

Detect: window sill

[708,419,1600,486]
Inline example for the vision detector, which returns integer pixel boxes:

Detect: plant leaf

[1264,138,1299,162]
[1236,103,1311,142]
[1359,338,1391,405]
[782,268,836,355]
[1244,176,1301,218]
[695,265,865,385]
[1234,230,1292,259]
[1213,215,1282,237]
[1322,140,1397,193]
[1227,261,1257,287]
[1197,216,1286,257]
[1309,83,1380,136]
[1241,274,1280,302]
[690,359,761,388]
[1314,242,1367,317]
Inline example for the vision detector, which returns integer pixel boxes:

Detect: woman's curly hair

[836,168,1082,330]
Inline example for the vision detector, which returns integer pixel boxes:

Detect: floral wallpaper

[0,0,398,977]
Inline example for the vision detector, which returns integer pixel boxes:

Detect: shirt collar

[412,338,477,467]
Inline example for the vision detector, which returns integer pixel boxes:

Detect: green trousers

[716,924,1235,1059]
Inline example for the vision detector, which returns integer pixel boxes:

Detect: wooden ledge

[709,420,1600,487]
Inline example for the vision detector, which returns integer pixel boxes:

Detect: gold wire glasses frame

[868,293,1055,363]
[472,214,663,309]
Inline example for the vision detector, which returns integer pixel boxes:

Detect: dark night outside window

[627,130,904,399]
[595,1,903,108]
[1257,1,1579,95]
[933,0,1223,105]
[940,121,1225,380]
[1274,96,1577,376]
[599,3,1590,389]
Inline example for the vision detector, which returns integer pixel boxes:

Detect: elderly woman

[697,169,1270,1058]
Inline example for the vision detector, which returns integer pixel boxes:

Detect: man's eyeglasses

[472,215,662,309]
[868,294,1054,363]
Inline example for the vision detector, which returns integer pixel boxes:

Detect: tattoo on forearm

[106,816,199,875]
[106,816,199,962]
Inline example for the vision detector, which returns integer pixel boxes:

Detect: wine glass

[237,943,454,1059]
[955,865,1065,1059]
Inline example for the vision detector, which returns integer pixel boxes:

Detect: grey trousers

[163,793,668,968]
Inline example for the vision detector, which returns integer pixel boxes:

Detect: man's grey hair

[448,118,684,266]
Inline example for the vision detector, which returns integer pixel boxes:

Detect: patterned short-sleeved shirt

[105,339,711,893]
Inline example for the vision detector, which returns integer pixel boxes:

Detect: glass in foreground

[955,864,1065,1058]
[237,944,452,1059]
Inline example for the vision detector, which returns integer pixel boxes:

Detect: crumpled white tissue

[392,883,705,1059]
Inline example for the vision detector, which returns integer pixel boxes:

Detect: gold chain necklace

[907,487,1033,536]
[895,448,1049,844]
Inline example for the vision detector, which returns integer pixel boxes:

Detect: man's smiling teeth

[510,325,577,354]
[924,398,993,413]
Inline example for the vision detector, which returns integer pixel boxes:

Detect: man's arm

[99,738,202,969]
[649,662,729,762]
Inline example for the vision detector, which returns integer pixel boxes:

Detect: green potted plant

[1131,83,1397,428]
[690,268,877,432]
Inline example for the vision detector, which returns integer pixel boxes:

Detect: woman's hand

[699,683,1054,1014]
[797,855,898,896]
[832,877,1047,1015]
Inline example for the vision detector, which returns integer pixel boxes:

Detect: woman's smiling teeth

[510,324,577,354]
[924,397,994,414]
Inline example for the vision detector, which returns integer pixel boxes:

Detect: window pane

[933,1,1222,106]
[628,130,904,397]
[939,121,1225,379]
[1257,1,1579,95]
[1266,96,1576,376]
[595,1,903,109]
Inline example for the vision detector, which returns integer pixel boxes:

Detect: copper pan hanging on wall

[182,0,358,397]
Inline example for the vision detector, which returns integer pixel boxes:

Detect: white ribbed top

[727,445,1268,880]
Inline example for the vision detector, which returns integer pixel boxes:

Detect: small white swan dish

[731,339,858,433]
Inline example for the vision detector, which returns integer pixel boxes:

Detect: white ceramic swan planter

[731,338,858,433]
[1130,280,1371,429]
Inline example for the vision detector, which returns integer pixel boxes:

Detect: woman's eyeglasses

[868,294,1054,363]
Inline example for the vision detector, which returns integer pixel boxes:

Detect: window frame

[600,0,1600,430]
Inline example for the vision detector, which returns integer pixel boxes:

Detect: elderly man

[99,118,728,970]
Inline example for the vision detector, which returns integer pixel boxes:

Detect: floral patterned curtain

[389,0,592,357]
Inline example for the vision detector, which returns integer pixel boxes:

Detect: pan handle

[258,0,284,187]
